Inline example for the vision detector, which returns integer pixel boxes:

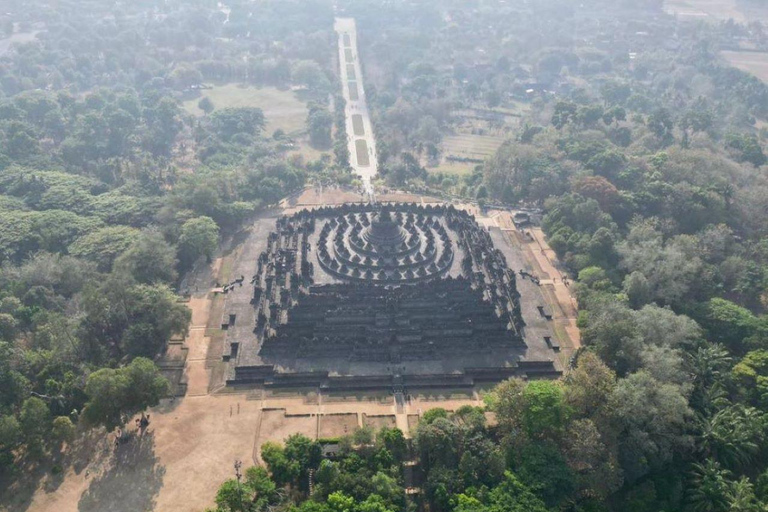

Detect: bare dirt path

[494,212,581,364]
[527,227,581,349]
[184,295,216,396]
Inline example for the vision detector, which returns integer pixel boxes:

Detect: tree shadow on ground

[0,428,109,511]
[44,429,109,492]
[78,431,165,512]
[152,396,183,415]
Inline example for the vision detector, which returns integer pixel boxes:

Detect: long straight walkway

[335,18,377,199]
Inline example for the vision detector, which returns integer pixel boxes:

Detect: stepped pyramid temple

[222,203,561,391]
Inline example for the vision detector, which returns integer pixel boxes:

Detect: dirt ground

[363,415,397,430]
[318,414,360,439]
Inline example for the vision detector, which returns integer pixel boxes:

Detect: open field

[0,29,40,56]
[664,0,745,21]
[183,84,309,135]
[721,50,768,83]
[428,133,506,175]
[428,102,525,176]
[426,160,478,176]
[182,83,330,163]
[363,414,396,430]
[664,0,768,22]
[443,134,506,160]
[318,413,359,438]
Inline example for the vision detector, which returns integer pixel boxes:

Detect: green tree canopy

[178,216,219,269]
[81,357,169,429]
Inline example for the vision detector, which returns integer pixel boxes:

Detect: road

[334,17,378,199]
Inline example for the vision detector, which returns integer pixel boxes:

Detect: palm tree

[688,459,732,512]
[687,343,732,414]
[697,405,762,470]
[727,477,760,512]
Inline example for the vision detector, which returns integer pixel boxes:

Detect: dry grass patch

[428,133,506,175]
[183,84,309,135]
[362,414,396,430]
[664,0,749,22]
[318,414,359,438]
[721,51,768,83]
[0,30,40,55]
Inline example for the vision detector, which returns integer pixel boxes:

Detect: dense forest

[0,0,342,475]
[2,0,768,510]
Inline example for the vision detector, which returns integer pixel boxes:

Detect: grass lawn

[352,114,365,136]
[0,30,40,56]
[355,139,370,166]
[426,161,477,176]
[348,82,359,101]
[183,83,331,163]
[183,84,309,135]
[426,133,506,176]
[443,134,506,158]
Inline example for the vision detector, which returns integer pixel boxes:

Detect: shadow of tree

[0,428,110,511]
[152,397,183,415]
[78,431,165,512]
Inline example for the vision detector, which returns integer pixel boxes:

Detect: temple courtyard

[9,189,579,512]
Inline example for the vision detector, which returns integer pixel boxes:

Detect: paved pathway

[335,18,378,199]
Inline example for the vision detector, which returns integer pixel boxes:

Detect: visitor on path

[139,412,150,434]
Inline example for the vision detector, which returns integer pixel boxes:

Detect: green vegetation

[0,0,351,476]
[3,0,768,510]
[211,352,768,511]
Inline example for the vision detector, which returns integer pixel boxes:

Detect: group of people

[113,412,152,448]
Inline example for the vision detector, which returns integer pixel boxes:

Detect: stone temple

[221,203,561,391]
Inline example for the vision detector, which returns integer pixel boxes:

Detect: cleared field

[318,413,359,438]
[355,139,370,166]
[345,48,353,62]
[346,64,356,80]
[664,0,747,21]
[352,114,365,135]
[0,30,40,56]
[348,81,359,101]
[363,414,396,430]
[443,133,505,158]
[428,133,506,175]
[343,33,351,47]
[256,410,317,454]
[428,161,478,176]
[721,51,768,83]
[183,84,309,135]
[444,133,505,159]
